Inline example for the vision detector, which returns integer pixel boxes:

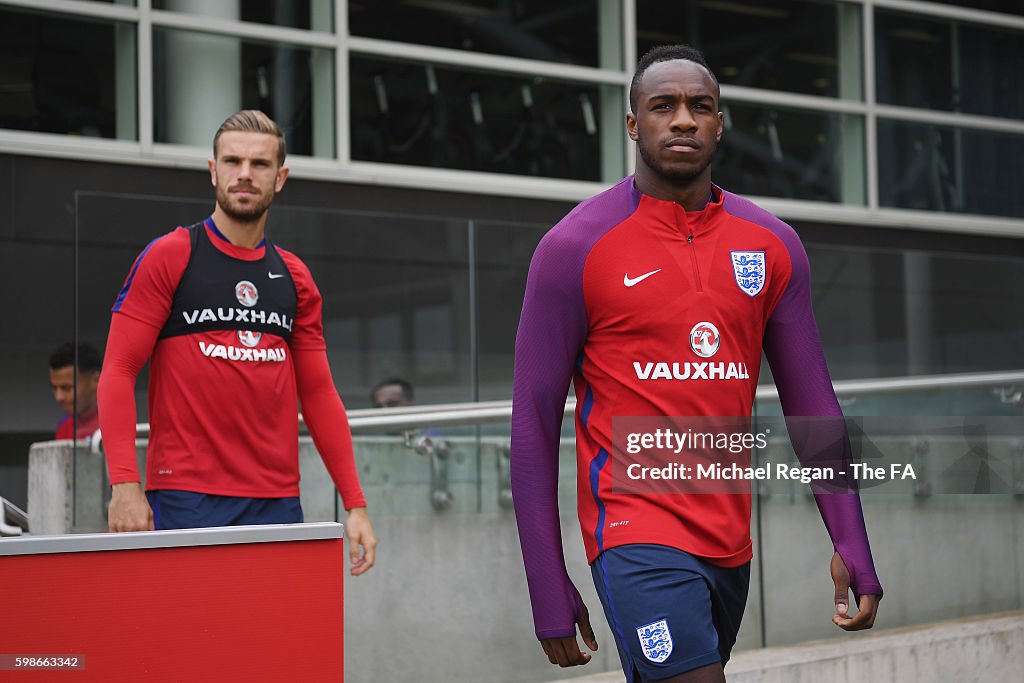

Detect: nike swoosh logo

[268,272,285,279]
[623,269,662,287]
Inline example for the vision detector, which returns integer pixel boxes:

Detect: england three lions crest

[636,619,673,663]
[731,251,766,296]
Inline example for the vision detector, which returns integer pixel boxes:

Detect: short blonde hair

[213,110,286,165]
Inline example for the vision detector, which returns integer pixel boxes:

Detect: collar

[204,216,267,249]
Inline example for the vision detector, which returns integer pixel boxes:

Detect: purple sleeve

[511,179,640,639]
[726,194,883,599]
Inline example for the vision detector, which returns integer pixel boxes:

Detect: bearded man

[99,110,375,577]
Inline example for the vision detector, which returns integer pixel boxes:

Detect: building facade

[2,0,1023,451]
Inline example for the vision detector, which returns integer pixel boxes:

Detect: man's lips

[665,138,701,152]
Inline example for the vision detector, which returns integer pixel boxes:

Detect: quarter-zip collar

[635,180,725,240]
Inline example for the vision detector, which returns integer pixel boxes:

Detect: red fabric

[55,408,100,440]
[98,314,159,484]
[99,224,364,507]
[569,193,791,565]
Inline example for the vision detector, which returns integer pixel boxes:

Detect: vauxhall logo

[633,321,749,381]
[180,280,294,333]
[181,306,294,332]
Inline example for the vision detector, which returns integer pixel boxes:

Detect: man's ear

[626,112,639,142]
[208,158,217,186]
[275,165,290,192]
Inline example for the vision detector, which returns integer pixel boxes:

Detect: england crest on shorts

[636,618,673,663]
[730,250,766,297]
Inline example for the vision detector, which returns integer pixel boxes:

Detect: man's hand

[540,603,599,667]
[107,482,154,532]
[345,507,377,576]
[830,551,880,630]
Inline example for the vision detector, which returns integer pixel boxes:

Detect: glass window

[713,104,865,204]
[878,119,1024,219]
[876,10,1024,120]
[637,0,858,99]
[349,0,619,68]
[350,56,617,181]
[154,0,333,31]
[0,8,136,139]
[153,29,334,157]
[923,1,1024,17]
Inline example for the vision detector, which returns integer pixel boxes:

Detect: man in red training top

[512,45,881,681]
[99,110,375,575]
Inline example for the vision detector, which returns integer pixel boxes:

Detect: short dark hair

[371,377,414,403]
[49,342,102,373]
[630,44,719,112]
[213,110,287,166]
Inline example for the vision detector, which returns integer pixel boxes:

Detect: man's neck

[210,207,267,249]
[634,167,713,212]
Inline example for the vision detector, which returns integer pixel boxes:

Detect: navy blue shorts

[146,490,303,530]
[591,544,750,682]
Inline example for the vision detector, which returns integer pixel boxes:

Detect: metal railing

[89,369,1024,453]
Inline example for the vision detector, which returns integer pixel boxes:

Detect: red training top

[99,219,365,508]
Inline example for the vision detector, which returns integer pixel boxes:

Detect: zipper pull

[687,234,694,244]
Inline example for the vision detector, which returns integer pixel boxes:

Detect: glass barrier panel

[750,411,1023,644]
[762,242,1024,382]
[475,220,549,401]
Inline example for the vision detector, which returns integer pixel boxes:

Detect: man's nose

[670,107,697,130]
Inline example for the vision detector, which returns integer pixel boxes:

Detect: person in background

[370,377,415,408]
[49,341,102,440]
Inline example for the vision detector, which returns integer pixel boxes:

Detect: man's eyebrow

[646,92,716,103]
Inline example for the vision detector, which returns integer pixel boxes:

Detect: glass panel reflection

[876,9,1024,120]
[476,220,548,401]
[713,104,864,204]
[349,0,612,67]
[350,55,610,180]
[0,8,135,139]
[153,29,333,157]
[637,0,851,98]
[777,240,1024,383]
[878,119,1024,218]
[258,206,474,408]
